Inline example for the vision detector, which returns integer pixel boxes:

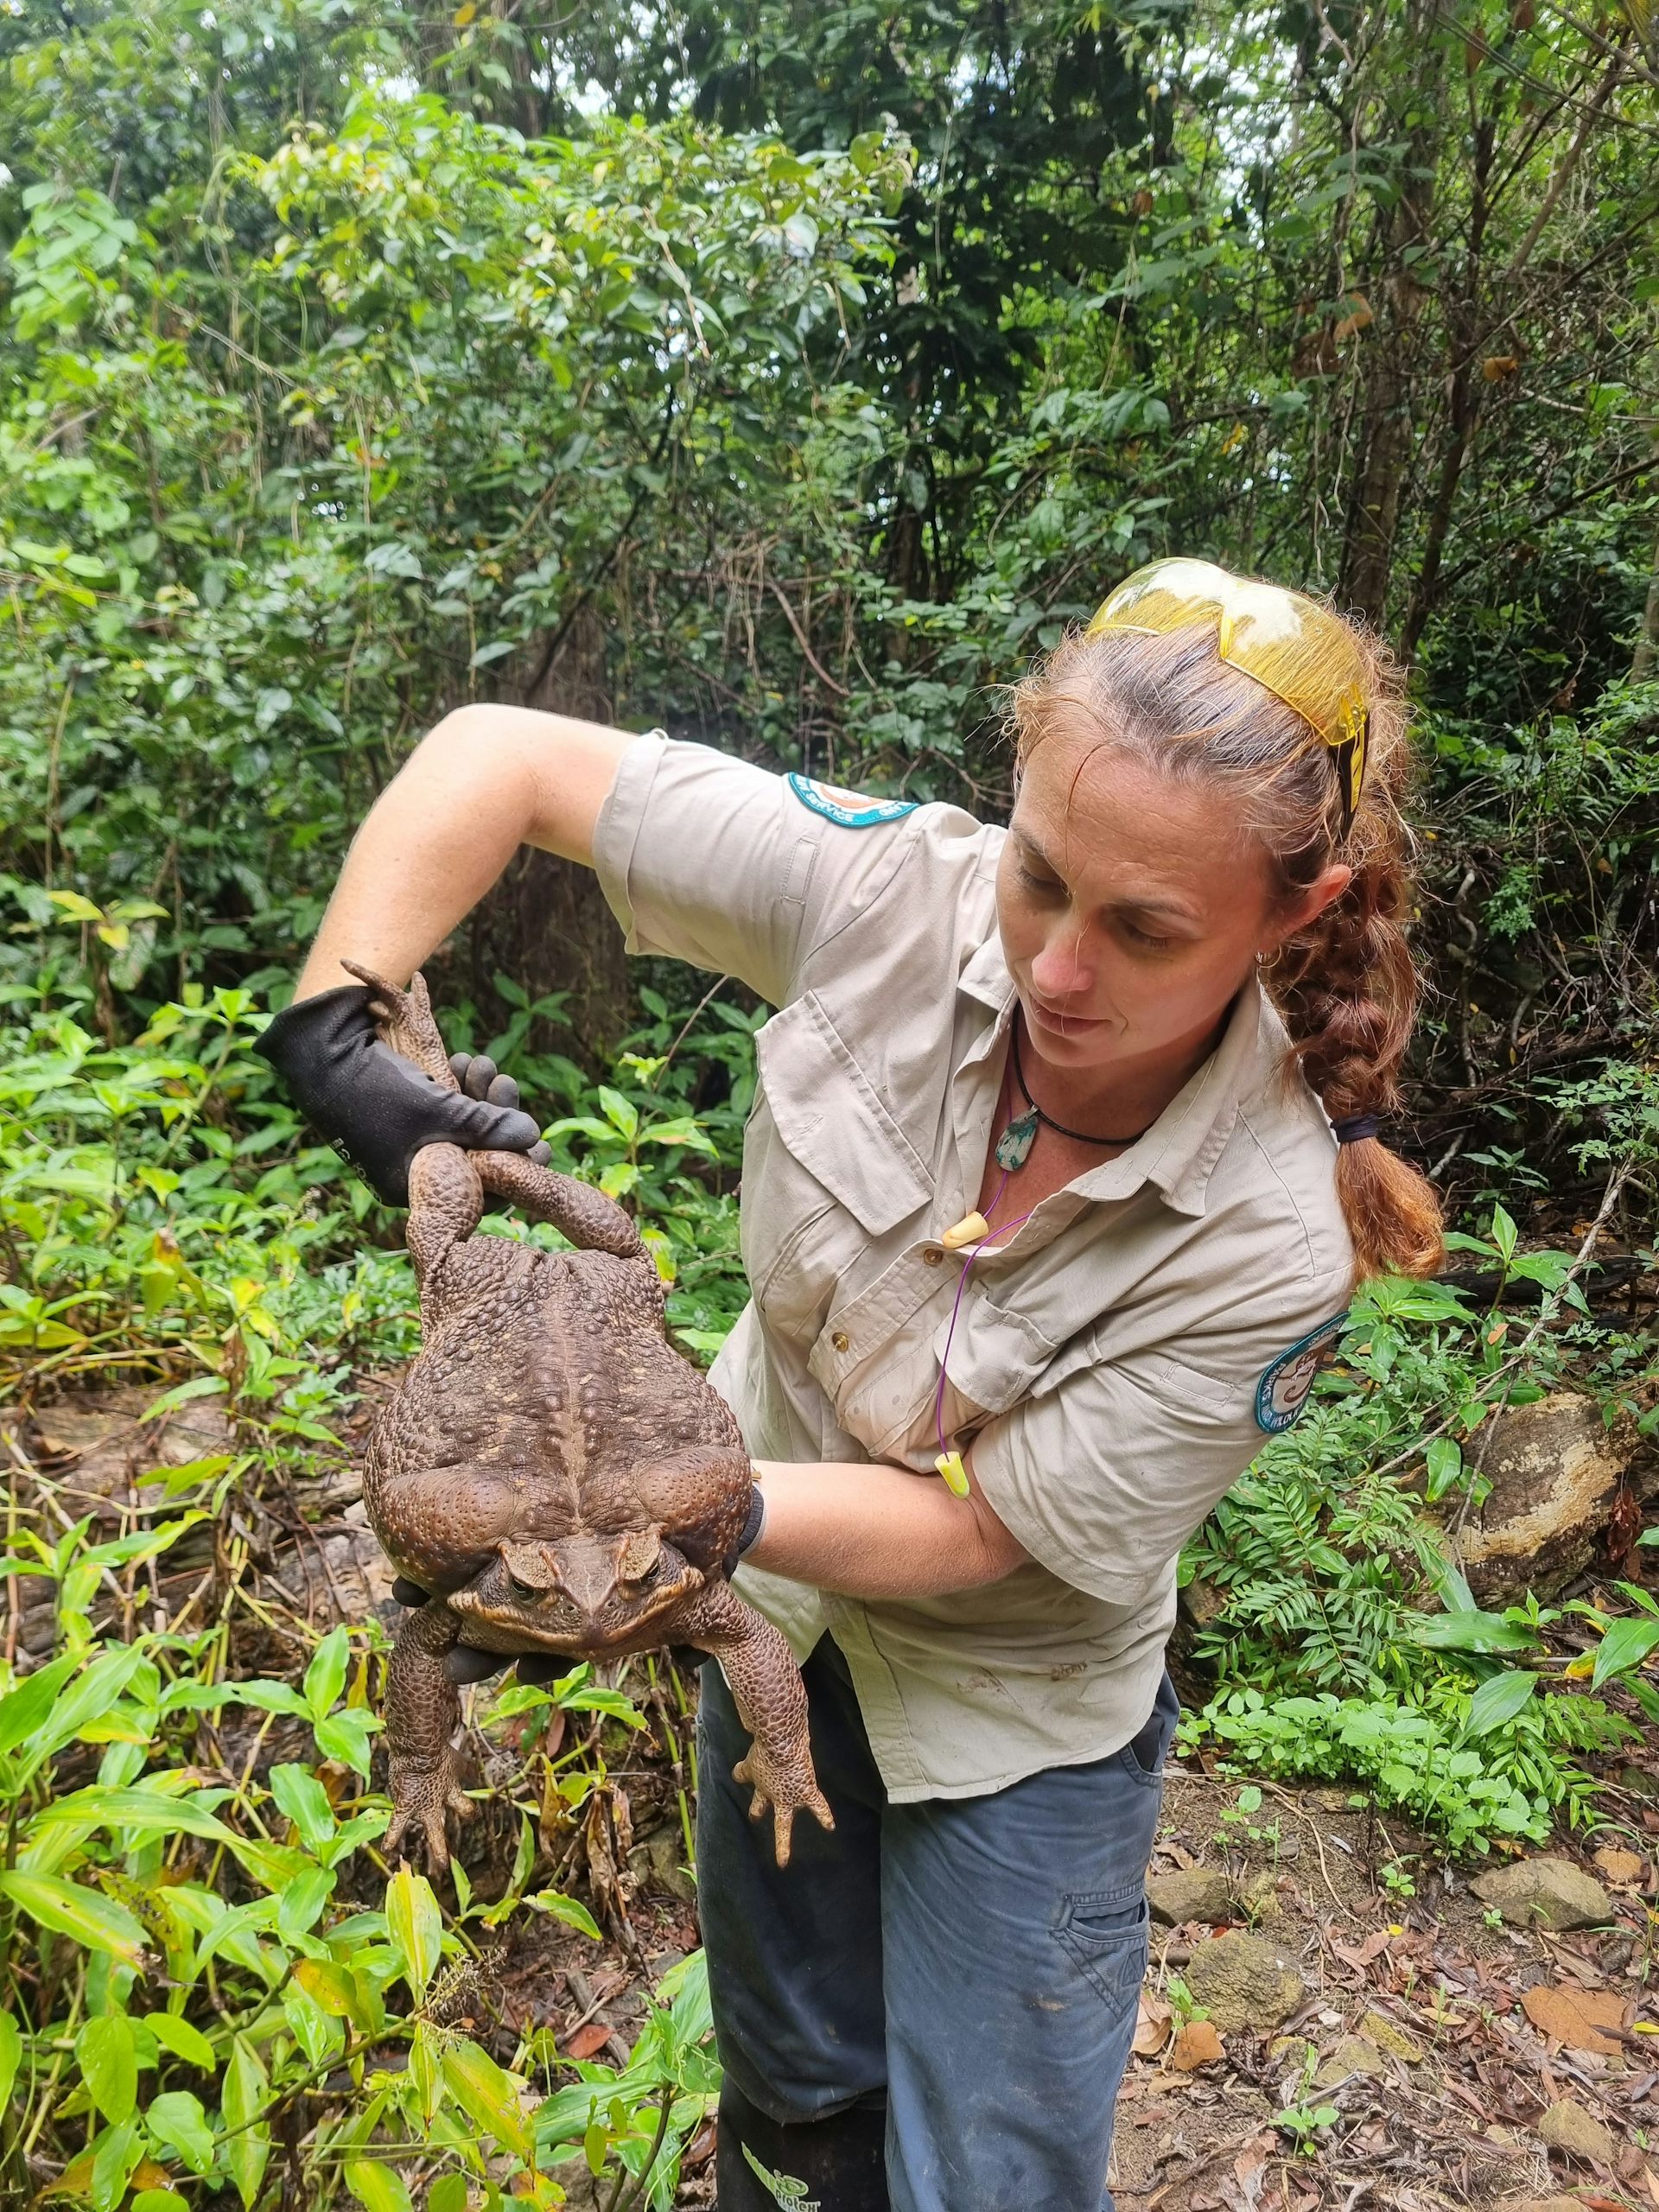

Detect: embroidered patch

[1254,1313,1350,1434]
[786,771,918,829]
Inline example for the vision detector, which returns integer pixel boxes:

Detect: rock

[1268,2034,1315,2072]
[1181,1931,1305,2035]
[1147,1869,1236,1927]
[1471,1857,1612,1931]
[1315,2035,1387,2086]
[627,1824,696,1904]
[1441,1393,1637,1604]
[1535,2097,1617,2167]
[1357,2007,1422,2063]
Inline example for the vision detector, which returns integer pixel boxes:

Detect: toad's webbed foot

[677,1581,832,1869]
[385,1594,475,1872]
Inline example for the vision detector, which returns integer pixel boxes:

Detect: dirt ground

[6,1385,1656,2209]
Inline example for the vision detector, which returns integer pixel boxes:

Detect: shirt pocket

[744,991,932,1351]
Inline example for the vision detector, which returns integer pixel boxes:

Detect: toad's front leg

[676,1580,832,1868]
[385,1595,476,1871]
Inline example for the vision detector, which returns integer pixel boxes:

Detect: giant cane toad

[346,964,831,1869]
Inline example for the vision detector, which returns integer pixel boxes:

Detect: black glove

[257,984,548,1205]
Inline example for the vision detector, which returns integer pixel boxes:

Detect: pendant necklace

[993,1010,1154,1170]
[933,1011,1154,1498]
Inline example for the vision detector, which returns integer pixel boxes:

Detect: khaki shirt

[594,734,1353,1802]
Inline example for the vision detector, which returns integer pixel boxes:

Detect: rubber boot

[715,2076,890,2211]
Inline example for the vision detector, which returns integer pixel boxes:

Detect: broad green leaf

[0,2012,21,2107]
[0,1873,147,1965]
[314,1707,380,1777]
[346,2160,415,2212]
[90,2117,143,2212]
[409,2019,446,2128]
[145,2013,215,2071]
[268,1763,338,1854]
[36,1786,232,1844]
[386,1866,443,2002]
[79,2014,139,2124]
[222,2037,270,2209]
[293,1955,362,2022]
[523,1890,602,1942]
[0,1653,79,1754]
[303,1626,351,1721]
[1422,1438,1462,1502]
[1592,1615,1659,1687]
[597,1086,639,1142]
[13,1645,150,1776]
[1489,1204,1517,1262]
[441,2039,533,2161]
[1462,1670,1537,1737]
[1407,1610,1541,1653]
[146,2088,215,2176]
[428,2176,468,2212]
[131,2194,190,2212]
[276,1863,335,1942]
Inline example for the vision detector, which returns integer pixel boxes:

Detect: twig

[766,579,849,697]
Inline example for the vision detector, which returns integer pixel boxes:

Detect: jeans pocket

[1120,1669,1181,1786]
[1052,1888,1150,2009]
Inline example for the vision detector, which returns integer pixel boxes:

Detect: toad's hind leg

[474,1151,644,1262]
[677,1580,832,1869]
[385,1596,475,1872]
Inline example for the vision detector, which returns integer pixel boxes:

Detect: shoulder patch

[1254,1312,1350,1434]
[786,772,918,830]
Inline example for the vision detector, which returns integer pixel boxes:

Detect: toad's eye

[506,1573,541,1600]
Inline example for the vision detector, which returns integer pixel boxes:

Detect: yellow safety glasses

[1086,558,1370,832]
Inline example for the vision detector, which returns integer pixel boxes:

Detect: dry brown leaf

[1171,2019,1226,2071]
[1521,1981,1627,2056]
[1592,1845,1644,1886]
[1134,1989,1173,2056]
[562,2019,613,2061]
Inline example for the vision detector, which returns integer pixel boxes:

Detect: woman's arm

[745,1457,1028,1600]
[297,706,637,997]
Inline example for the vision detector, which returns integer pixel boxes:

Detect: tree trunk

[1338,4,1444,631]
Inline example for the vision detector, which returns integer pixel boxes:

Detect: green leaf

[145,2013,216,2072]
[276,1863,335,1942]
[441,2039,533,2161]
[268,1763,338,1854]
[146,2088,215,2176]
[345,2158,415,2212]
[36,1786,232,1844]
[0,1873,147,1965]
[429,2176,469,2212]
[222,2037,270,2209]
[1490,1204,1517,1262]
[131,2193,190,2212]
[79,2014,139,2125]
[1422,1438,1462,1502]
[523,1889,602,1941]
[0,1653,79,1754]
[314,1707,380,1777]
[1407,1609,1541,1653]
[303,1625,351,1720]
[386,1866,443,2003]
[0,2011,22,2107]
[1462,1670,1538,1737]
[597,1086,639,1142]
[1592,1615,1659,1687]
[91,2117,143,2212]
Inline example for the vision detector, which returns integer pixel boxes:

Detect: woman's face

[995,724,1342,1078]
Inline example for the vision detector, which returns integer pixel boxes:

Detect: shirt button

[831,1330,850,1353]
[923,1248,944,1266]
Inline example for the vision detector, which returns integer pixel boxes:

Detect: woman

[262,559,1442,2212]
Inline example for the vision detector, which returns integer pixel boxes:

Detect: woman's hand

[744,1454,1027,1600]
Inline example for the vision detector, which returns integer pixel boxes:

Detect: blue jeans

[696,1637,1179,2212]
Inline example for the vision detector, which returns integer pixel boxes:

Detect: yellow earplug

[940,1211,989,1251]
[935,1450,970,1497]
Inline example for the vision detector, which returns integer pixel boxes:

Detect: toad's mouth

[448,1540,703,1653]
